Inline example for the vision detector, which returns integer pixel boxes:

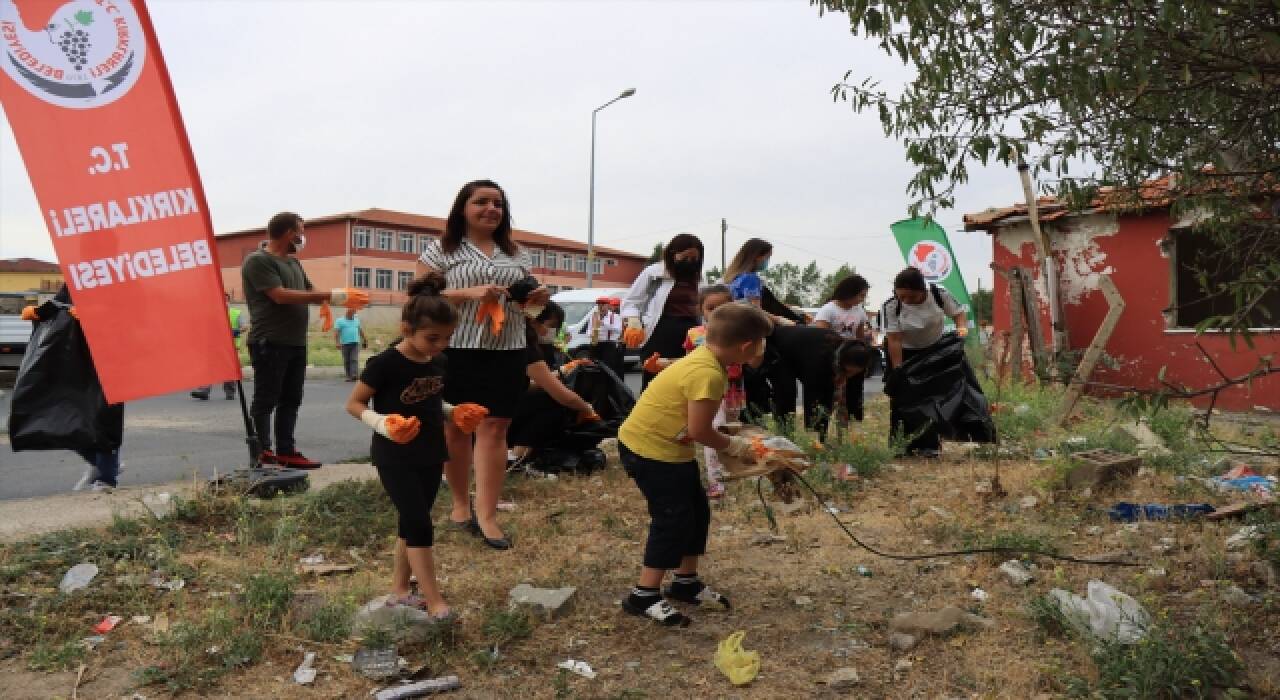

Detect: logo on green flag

[889,217,976,338]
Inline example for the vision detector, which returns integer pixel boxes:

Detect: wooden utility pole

[721,218,727,272]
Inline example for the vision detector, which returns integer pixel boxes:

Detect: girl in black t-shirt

[345,272,487,619]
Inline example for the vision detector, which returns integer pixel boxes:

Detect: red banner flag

[0,0,238,404]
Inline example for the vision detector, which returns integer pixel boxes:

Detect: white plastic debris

[142,492,174,519]
[496,501,517,512]
[556,659,597,679]
[970,587,989,602]
[300,553,325,565]
[1226,526,1263,551]
[373,675,462,699]
[999,560,1035,586]
[59,563,99,593]
[293,651,317,684]
[1047,580,1150,643]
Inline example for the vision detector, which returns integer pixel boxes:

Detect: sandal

[387,593,429,610]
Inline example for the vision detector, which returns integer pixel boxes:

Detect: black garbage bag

[559,361,635,424]
[8,300,124,452]
[508,360,633,454]
[895,334,996,445]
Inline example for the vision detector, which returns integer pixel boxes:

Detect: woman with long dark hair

[620,233,704,389]
[416,179,548,550]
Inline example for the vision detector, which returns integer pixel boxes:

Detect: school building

[214,208,648,305]
[0,258,63,294]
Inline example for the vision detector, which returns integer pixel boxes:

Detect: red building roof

[962,174,1190,232]
[218,207,645,260]
[0,257,60,273]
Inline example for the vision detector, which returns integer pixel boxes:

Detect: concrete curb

[0,462,377,543]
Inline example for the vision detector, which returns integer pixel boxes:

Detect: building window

[574,255,587,273]
[375,269,393,290]
[353,267,371,288]
[591,258,603,275]
[398,232,415,253]
[606,258,617,266]
[417,234,432,254]
[561,253,575,271]
[561,286,574,292]
[546,285,559,294]
[1171,228,1280,328]
[397,271,414,290]
[545,251,558,270]
[352,226,371,249]
[375,230,393,251]
[529,249,543,268]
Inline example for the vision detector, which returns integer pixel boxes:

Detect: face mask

[673,258,700,275]
[289,233,307,253]
[757,257,770,272]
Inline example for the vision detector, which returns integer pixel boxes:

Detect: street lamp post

[586,87,636,288]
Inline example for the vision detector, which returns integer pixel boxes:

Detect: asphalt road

[1,370,881,501]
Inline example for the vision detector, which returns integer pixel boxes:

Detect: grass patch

[299,599,355,643]
[1079,620,1245,698]
[482,608,532,646]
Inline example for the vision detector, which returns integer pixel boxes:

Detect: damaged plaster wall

[994,212,1120,307]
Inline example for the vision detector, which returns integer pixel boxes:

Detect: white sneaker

[73,467,100,491]
[90,480,114,493]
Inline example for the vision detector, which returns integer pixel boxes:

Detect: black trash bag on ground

[530,447,608,475]
[895,333,996,445]
[8,300,124,452]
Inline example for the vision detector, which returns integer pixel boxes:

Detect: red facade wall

[989,212,1280,411]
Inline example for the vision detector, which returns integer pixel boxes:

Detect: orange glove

[577,409,602,424]
[330,288,370,310]
[749,435,771,460]
[449,403,489,434]
[475,300,505,336]
[19,305,37,321]
[68,306,79,320]
[643,353,667,374]
[385,414,421,444]
[318,301,334,332]
[622,318,645,349]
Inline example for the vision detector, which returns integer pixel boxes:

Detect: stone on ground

[508,584,576,620]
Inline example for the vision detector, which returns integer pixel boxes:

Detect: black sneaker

[621,596,691,627]
[664,581,731,609]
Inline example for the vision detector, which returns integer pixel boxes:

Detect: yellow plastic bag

[713,630,760,686]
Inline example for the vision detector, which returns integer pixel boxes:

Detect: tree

[970,288,993,325]
[814,0,1280,337]
[704,266,723,284]
[818,263,856,303]
[646,243,663,265]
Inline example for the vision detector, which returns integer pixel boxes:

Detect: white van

[550,287,639,367]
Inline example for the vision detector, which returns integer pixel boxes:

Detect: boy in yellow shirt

[618,303,773,626]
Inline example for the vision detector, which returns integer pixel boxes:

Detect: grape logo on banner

[907,240,953,282]
[0,0,147,109]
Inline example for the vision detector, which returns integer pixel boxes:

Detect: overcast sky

[0,0,1025,303]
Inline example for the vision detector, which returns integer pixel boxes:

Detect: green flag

[889,217,976,338]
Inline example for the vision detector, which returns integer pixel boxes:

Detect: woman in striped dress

[417,180,548,550]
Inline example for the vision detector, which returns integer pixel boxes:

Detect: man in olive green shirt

[242,211,369,469]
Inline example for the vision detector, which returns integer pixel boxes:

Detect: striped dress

[418,238,532,350]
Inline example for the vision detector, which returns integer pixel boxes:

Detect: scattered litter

[93,615,123,634]
[353,646,401,680]
[334,654,354,664]
[130,615,151,625]
[496,501,517,512]
[299,553,325,566]
[1020,496,1039,509]
[293,651,317,684]
[894,658,914,673]
[301,562,356,576]
[59,563,98,593]
[141,492,174,519]
[855,566,873,577]
[80,635,105,650]
[1065,436,1088,447]
[373,675,463,696]
[373,675,462,699]
[1032,448,1055,461]
[1047,580,1150,643]
[625,661,640,670]
[714,631,761,686]
[999,560,1035,586]
[148,577,185,592]
[969,588,989,602]
[889,632,917,651]
[1107,502,1214,522]
[1227,526,1264,551]
[556,659,596,679]
[1145,567,1167,577]
[794,595,813,607]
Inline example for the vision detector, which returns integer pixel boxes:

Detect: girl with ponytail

[344,272,486,620]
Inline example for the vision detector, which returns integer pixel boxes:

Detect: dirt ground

[2,394,1278,699]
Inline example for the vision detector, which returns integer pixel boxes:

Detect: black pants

[249,341,306,453]
[888,346,940,452]
[375,462,444,547]
[640,315,697,391]
[591,341,625,379]
[619,441,710,570]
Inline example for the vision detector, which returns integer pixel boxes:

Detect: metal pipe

[586,88,636,288]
